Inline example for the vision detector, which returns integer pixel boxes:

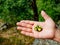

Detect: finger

[41,10,51,20]
[17,27,32,32]
[16,22,32,29]
[20,20,44,26]
[16,22,20,25]
[21,31,34,37]
[20,20,35,25]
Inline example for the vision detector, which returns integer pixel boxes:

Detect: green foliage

[0,0,60,25]
[0,0,34,25]
[37,0,60,22]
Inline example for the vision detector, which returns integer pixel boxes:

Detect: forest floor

[0,19,34,45]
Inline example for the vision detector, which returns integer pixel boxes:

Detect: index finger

[20,20,35,25]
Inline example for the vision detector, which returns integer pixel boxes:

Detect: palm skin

[17,11,56,39]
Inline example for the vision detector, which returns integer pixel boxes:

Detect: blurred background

[0,0,60,45]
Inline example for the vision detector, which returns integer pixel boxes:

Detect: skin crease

[16,10,60,42]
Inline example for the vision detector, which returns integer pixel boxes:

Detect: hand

[16,11,56,39]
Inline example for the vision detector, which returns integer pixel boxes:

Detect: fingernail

[41,10,44,13]
[17,27,20,29]
[16,22,20,25]
[21,31,23,33]
[41,10,46,14]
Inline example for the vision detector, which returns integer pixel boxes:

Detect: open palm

[17,11,56,39]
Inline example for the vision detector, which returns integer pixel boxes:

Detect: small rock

[0,22,10,30]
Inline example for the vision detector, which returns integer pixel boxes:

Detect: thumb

[41,10,51,20]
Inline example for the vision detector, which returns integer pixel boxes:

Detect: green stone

[34,25,42,32]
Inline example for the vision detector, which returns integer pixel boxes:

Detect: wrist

[53,29,60,42]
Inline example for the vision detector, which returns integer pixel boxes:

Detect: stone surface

[33,39,60,45]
